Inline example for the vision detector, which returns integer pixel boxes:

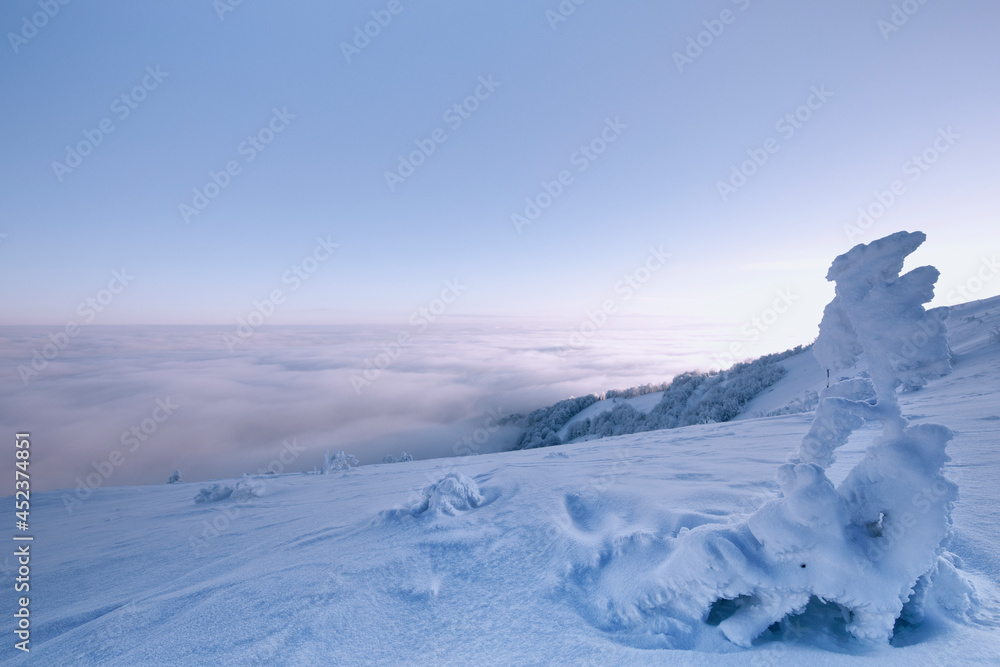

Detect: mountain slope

[8,296,1000,665]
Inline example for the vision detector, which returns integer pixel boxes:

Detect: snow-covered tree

[621,232,965,646]
[321,450,359,474]
[167,470,182,484]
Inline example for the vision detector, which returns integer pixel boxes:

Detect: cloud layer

[0,320,744,492]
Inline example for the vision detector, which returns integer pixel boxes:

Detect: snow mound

[382,472,484,519]
[194,475,265,504]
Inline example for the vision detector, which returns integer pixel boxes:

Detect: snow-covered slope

[9,296,1000,665]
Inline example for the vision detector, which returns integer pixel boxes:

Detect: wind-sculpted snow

[567,231,971,647]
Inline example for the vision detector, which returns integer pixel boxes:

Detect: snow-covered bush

[382,455,397,464]
[167,470,182,484]
[321,450,359,474]
[194,474,265,504]
[382,452,414,464]
[381,472,484,520]
[633,231,962,646]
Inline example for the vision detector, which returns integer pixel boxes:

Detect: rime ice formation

[320,450,359,474]
[379,472,485,521]
[636,232,960,646]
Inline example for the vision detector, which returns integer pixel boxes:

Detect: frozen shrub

[380,472,484,521]
[194,474,264,504]
[600,232,964,647]
[321,450,358,474]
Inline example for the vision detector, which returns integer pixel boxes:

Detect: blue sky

[3,0,998,342]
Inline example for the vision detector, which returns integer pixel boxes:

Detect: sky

[2,0,998,334]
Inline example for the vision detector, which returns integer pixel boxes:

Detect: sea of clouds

[0,319,785,492]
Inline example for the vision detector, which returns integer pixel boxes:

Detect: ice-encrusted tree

[646,232,964,646]
[321,450,359,474]
[167,470,182,484]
